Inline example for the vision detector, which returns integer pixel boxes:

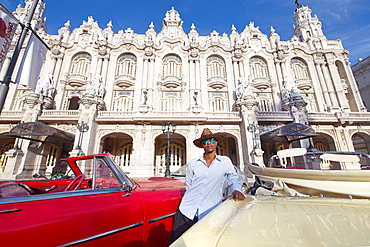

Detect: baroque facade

[1,0,370,180]
[352,56,370,112]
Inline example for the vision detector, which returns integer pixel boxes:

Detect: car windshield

[269,151,370,170]
[170,165,187,177]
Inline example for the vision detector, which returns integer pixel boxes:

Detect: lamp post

[75,121,89,150]
[162,122,176,177]
[247,122,258,149]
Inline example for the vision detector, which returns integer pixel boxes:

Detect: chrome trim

[148,212,175,224]
[59,222,143,247]
[0,208,21,214]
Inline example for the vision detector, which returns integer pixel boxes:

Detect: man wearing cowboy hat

[168,128,245,245]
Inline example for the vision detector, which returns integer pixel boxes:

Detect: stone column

[280,60,288,79]
[327,60,350,111]
[238,60,245,77]
[321,63,340,110]
[236,97,264,175]
[69,94,105,157]
[147,57,155,106]
[96,56,103,76]
[9,93,47,179]
[53,54,64,86]
[314,61,332,109]
[101,55,110,85]
[49,56,57,75]
[343,58,367,112]
[232,58,240,82]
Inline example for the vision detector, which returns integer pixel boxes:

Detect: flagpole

[0,0,40,114]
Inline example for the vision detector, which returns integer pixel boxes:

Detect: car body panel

[171,196,370,247]
[0,154,185,247]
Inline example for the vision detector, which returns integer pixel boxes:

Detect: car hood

[170,195,370,246]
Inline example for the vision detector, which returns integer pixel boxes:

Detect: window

[162,55,182,78]
[161,92,182,111]
[256,93,274,112]
[208,92,229,112]
[110,142,133,174]
[206,56,226,79]
[0,142,14,172]
[116,54,137,79]
[70,53,92,78]
[159,142,185,168]
[46,144,59,176]
[111,91,134,111]
[249,57,268,80]
[291,58,309,81]
[11,89,32,110]
[62,91,83,110]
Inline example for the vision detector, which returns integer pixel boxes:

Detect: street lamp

[247,122,259,149]
[75,121,89,150]
[162,122,176,177]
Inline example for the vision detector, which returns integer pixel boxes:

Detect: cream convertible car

[170,149,370,246]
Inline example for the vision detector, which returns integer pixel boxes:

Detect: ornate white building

[0,0,369,179]
[352,56,370,112]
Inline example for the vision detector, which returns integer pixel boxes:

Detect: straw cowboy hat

[193,128,225,148]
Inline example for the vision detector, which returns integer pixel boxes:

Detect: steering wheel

[64,174,85,192]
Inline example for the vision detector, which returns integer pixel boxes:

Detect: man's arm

[185,160,195,191]
[224,157,245,201]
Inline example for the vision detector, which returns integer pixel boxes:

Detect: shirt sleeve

[224,157,242,193]
[185,159,195,191]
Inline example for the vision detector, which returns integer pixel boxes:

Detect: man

[168,128,245,246]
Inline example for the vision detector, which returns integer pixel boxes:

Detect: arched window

[116,54,137,79]
[208,92,229,112]
[111,91,134,111]
[206,56,226,79]
[70,53,92,78]
[159,142,185,168]
[256,93,274,112]
[249,57,268,80]
[162,55,182,78]
[291,58,309,81]
[115,142,132,173]
[352,134,370,154]
[161,92,182,112]
[62,91,83,110]
[0,142,14,172]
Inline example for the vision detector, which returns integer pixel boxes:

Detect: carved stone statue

[295,0,303,9]
[282,78,300,101]
[86,75,105,98]
[35,73,55,98]
[236,77,254,100]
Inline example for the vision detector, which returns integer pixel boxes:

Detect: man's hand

[230,190,245,201]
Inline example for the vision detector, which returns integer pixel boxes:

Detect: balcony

[294,78,312,90]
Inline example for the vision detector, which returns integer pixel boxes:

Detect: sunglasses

[202,138,216,145]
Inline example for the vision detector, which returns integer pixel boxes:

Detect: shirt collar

[198,153,221,162]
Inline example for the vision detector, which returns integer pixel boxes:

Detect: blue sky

[2,0,370,65]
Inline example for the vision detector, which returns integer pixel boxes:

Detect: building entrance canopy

[5,122,74,143]
[260,123,319,144]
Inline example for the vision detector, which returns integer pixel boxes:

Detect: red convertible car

[0,154,185,247]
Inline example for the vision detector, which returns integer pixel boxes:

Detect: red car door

[0,156,145,247]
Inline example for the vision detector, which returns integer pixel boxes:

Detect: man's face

[202,138,217,153]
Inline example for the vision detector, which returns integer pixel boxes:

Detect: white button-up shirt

[179,154,242,220]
